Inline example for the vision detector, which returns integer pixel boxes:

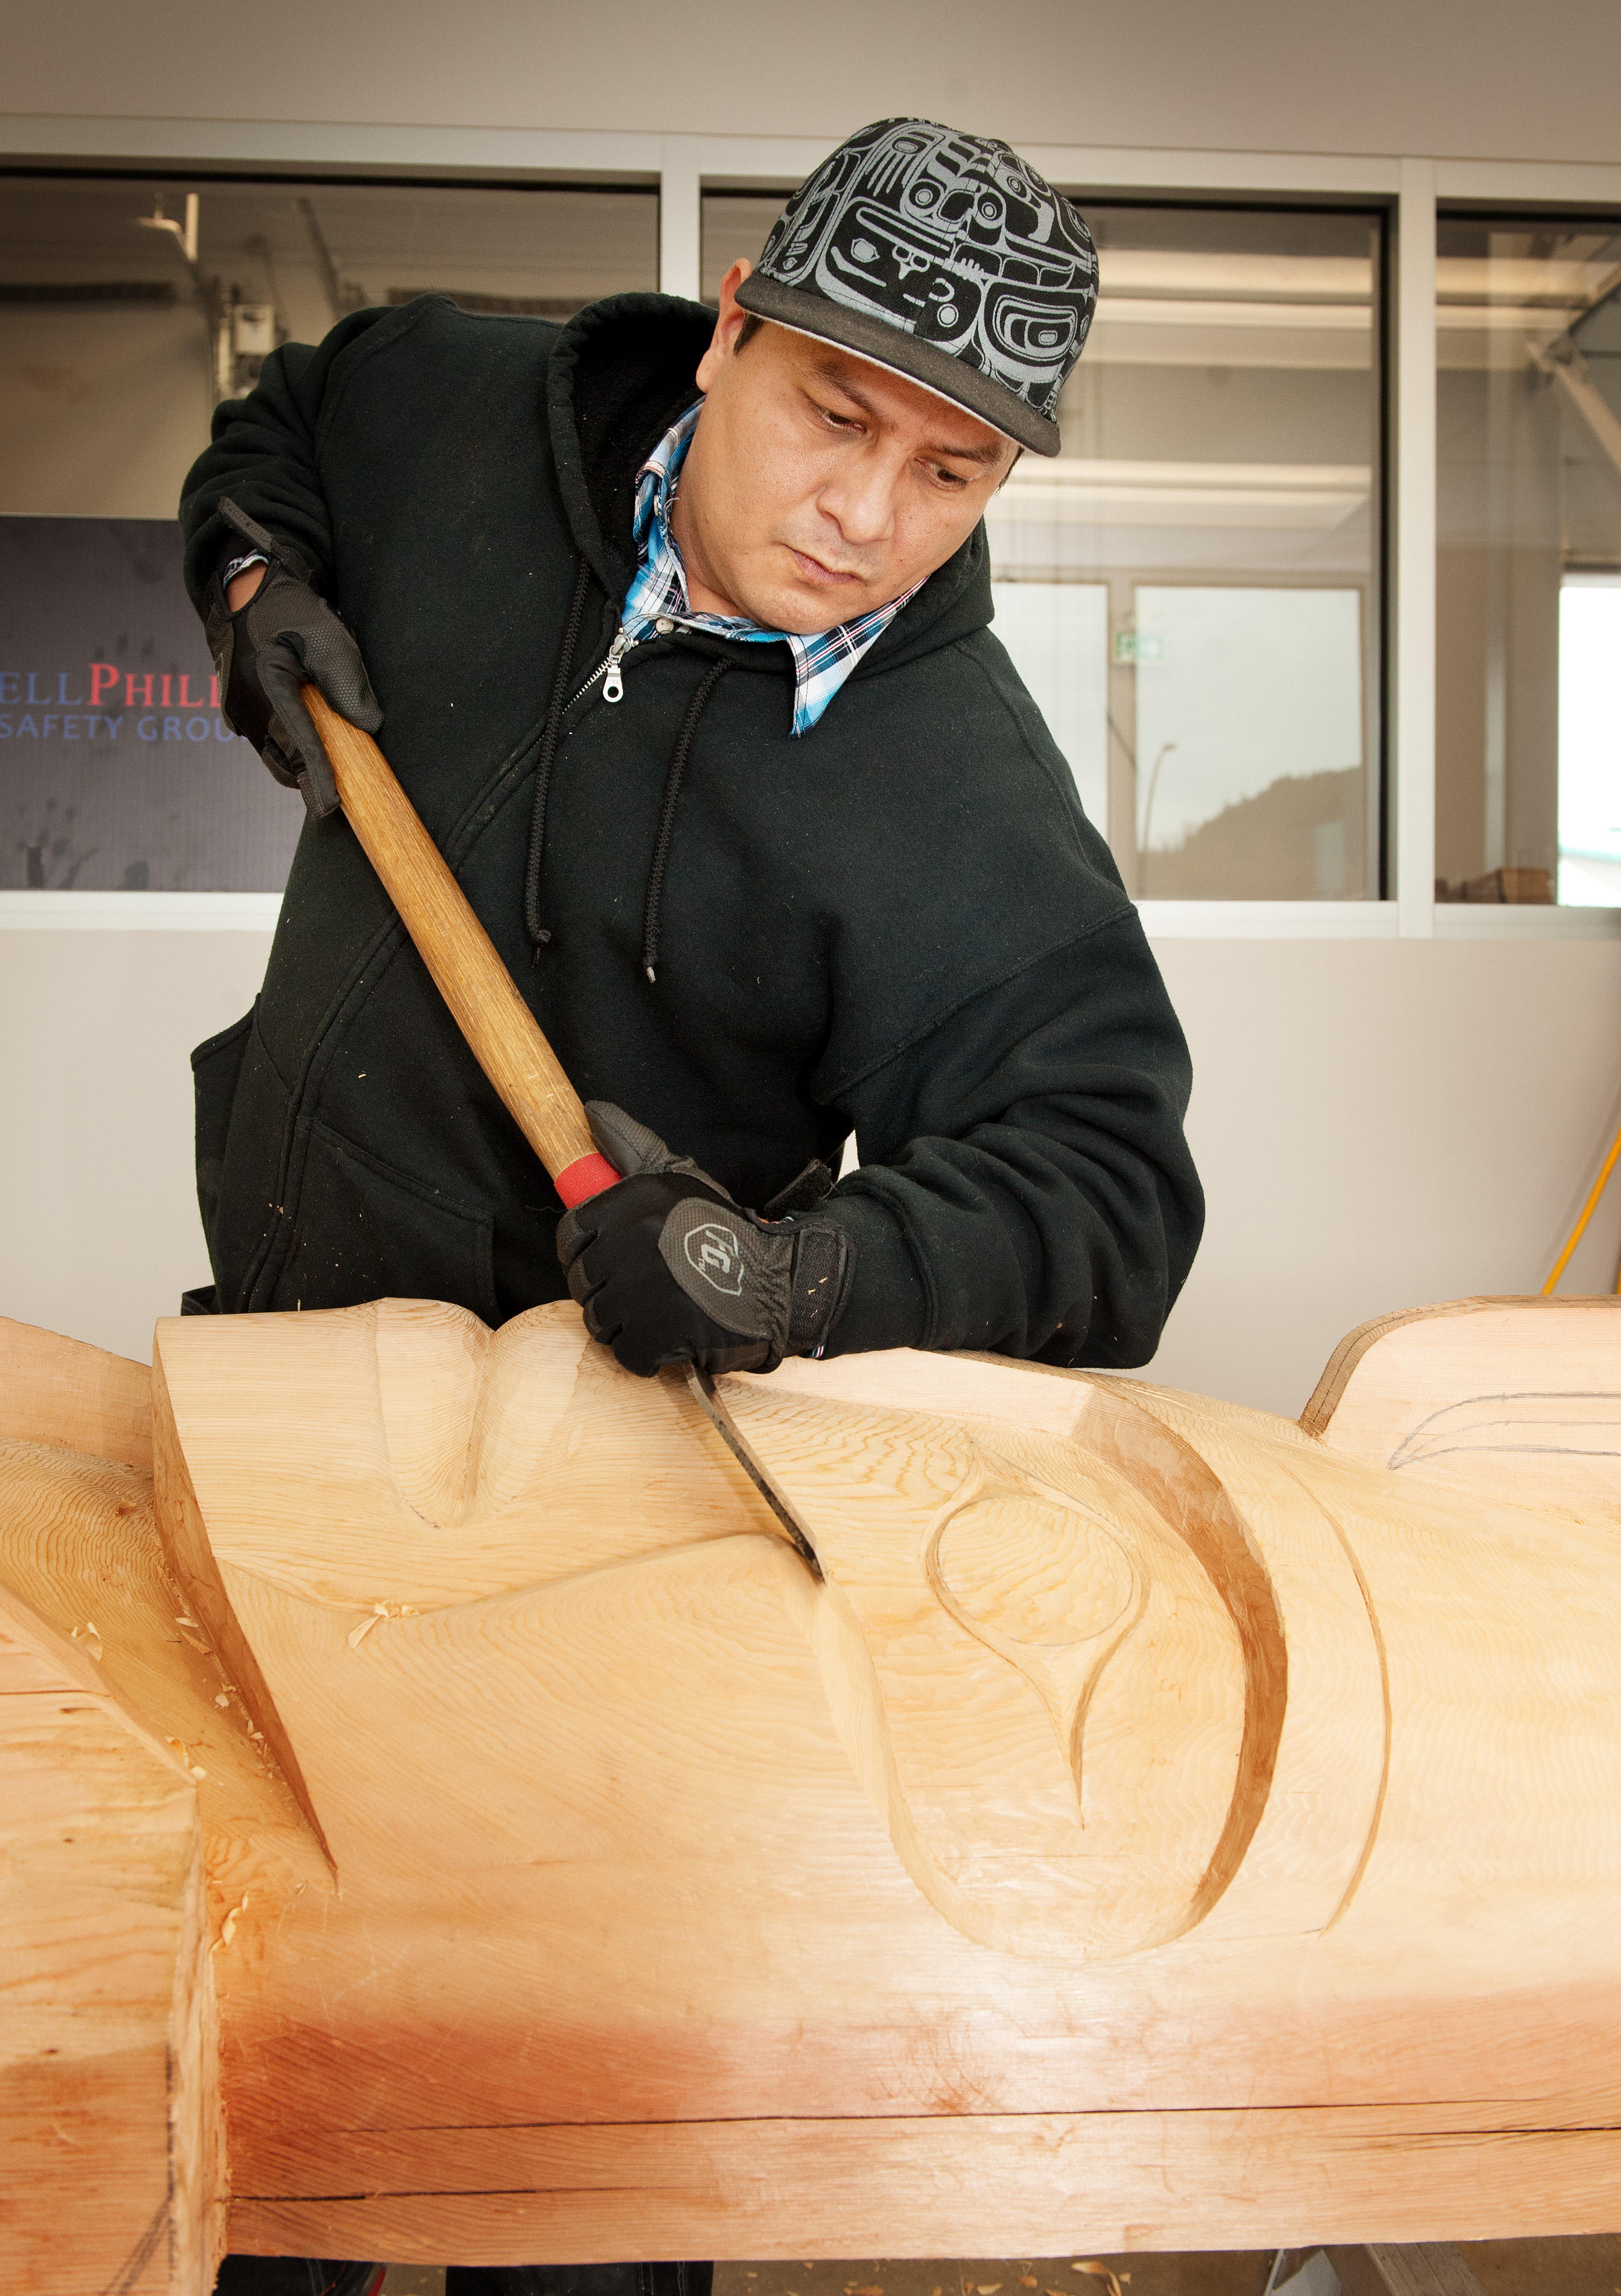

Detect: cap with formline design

[735,118,1098,458]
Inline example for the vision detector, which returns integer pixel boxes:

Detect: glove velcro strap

[788,1223,855,1354]
[218,494,316,588]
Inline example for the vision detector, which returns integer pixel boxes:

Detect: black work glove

[203,495,382,820]
[556,1102,857,1379]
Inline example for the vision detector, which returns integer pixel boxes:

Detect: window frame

[2,118,1619,940]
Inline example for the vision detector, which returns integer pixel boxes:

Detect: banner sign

[1,515,300,890]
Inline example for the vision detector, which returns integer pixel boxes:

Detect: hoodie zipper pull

[600,629,633,704]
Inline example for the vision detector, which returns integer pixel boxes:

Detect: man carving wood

[178,118,1205,2292]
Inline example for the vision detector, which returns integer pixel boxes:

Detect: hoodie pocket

[191,1007,255,1260]
[267,1118,501,1325]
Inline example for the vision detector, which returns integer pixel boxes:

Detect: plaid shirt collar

[621,400,924,738]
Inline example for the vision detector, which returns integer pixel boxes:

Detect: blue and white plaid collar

[621,400,923,737]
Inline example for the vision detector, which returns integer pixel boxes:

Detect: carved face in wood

[148,1301,1369,1962]
[10,1296,1621,2284]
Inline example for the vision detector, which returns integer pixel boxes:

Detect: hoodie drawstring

[524,557,593,956]
[524,556,730,985]
[642,657,729,984]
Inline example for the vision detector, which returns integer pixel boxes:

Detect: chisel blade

[684,1363,823,1578]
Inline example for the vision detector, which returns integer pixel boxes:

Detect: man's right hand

[205,496,383,820]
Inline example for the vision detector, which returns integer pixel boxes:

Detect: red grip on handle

[555,1150,622,1208]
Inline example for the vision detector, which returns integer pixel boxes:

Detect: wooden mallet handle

[301,686,619,1210]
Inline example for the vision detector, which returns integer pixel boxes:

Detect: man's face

[672,260,1019,634]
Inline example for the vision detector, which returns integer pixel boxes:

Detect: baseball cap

[734,118,1097,458]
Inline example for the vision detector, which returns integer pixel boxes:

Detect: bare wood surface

[9,1299,1621,2268]
[0,1312,151,1468]
[0,1580,222,2294]
[1301,1294,1621,1522]
[231,2103,1621,2265]
[304,686,600,1184]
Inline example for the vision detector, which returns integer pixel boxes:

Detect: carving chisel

[300,686,821,1575]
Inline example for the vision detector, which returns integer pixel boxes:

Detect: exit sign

[1113,631,1165,663]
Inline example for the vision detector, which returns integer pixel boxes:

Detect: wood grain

[0,1312,151,1468]
[1301,1295,1621,1525]
[228,2099,1621,2266]
[10,1300,1621,2272]
[0,1581,222,2294]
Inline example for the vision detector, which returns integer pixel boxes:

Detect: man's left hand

[556,1103,855,1378]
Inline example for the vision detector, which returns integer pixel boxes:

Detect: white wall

[7,925,1618,1420]
[1150,934,1621,1410]
[0,927,270,1363]
[5,0,1621,167]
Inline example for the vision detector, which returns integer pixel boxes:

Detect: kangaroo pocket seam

[236,723,549,1314]
[293,1115,502,1326]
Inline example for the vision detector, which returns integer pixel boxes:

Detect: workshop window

[0,173,657,891]
[1435,209,1621,908]
[705,193,1385,901]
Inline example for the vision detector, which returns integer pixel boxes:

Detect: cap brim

[734,273,1061,458]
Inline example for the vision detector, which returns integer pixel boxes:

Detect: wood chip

[348,1601,419,1651]
[1071,2267,1128,2296]
[164,1735,208,1782]
[210,1895,249,1954]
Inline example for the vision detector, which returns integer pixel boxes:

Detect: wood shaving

[165,1735,208,1782]
[214,1691,231,1708]
[210,1895,249,1954]
[69,1622,103,1658]
[1071,2268,1129,2296]
[347,1601,419,1651]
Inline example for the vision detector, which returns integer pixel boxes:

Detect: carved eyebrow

[809,356,1008,467]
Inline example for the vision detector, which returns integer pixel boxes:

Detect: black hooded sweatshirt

[178,291,1203,1364]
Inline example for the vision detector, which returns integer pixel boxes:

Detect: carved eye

[932,1482,1135,1648]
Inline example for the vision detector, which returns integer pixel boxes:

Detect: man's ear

[695,258,755,393]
